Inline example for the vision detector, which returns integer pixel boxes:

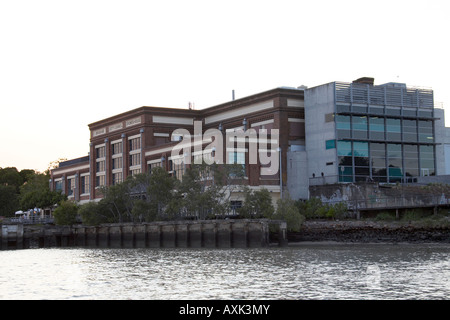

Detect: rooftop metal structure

[335,81,434,109]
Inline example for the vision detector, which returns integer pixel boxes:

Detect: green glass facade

[334,82,436,183]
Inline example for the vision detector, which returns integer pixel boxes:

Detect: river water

[0,243,449,300]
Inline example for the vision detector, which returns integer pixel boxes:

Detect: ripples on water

[0,244,449,299]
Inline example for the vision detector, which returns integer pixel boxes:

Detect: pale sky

[1,0,449,172]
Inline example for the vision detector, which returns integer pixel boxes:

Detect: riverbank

[288,219,450,243]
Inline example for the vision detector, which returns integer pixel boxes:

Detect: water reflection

[0,244,449,299]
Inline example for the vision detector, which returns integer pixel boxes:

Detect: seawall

[289,220,450,243]
[0,219,287,250]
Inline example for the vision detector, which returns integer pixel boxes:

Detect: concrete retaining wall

[0,219,287,250]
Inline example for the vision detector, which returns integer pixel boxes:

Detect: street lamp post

[277,147,282,199]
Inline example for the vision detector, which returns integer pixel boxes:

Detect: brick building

[50,77,447,207]
[50,86,306,205]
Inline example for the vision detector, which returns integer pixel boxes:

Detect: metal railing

[6,215,54,225]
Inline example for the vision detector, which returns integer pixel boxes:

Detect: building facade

[50,77,447,206]
[50,87,306,204]
[305,77,441,186]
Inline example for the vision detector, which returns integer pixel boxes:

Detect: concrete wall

[310,182,450,213]
[287,150,308,200]
[0,219,287,250]
[304,83,338,182]
[434,108,446,176]
[73,220,278,248]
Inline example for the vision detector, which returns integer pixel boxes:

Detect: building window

[325,139,336,150]
[112,172,123,185]
[369,117,384,140]
[228,151,245,170]
[81,175,90,194]
[112,142,122,155]
[67,178,75,196]
[404,144,419,177]
[148,161,163,173]
[130,169,141,176]
[96,175,105,188]
[172,161,185,181]
[112,157,122,170]
[96,160,105,172]
[370,143,386,182]
[130,153,141,167]
[336,115,351,139]
[418,120,434,143]
[129,137,141,151]
[353,141,369,181]
[352,116,368,139]
[230,201,242,215]
[403,119,418,143]
[96,146,105,159]
[420,145,435,176]
[387,143,403,182]
[386,119,401,141]
[337,140,352,182]
[227,151,246,177]
[55,180,62,192]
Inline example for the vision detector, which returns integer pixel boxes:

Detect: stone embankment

[289,220,450,243]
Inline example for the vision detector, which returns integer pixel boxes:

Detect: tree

[0,185,19,217]
[239,187,274,219]
[78,201,113,225]
[177,163,246,219]
[274,195,305,232]
[19,172,66,210]
[0,167,23,192]
[99,173,153,223]
[147,167,179,220]
[53,200,78,225]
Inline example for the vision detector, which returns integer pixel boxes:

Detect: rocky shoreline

[288,220,450,243]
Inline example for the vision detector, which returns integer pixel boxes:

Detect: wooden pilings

[1,219,287,250]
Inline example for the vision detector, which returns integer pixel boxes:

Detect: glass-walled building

[306,77,437,185]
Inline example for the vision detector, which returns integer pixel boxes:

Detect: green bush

[274,195,305,232]
[53,200,78,225]
[296,198,349,220]
[78,201,114,226]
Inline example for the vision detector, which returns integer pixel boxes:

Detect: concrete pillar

[217,221,232,248]
[61,227,72,247]
[147,224,161,248]
[232,221,248,248]
[175,223,189,248]
[161,224,176,248]
[122,224,135,248]
[74,227,85,246]
[85,226,98,247]
[135,224,147,248]
[202,222,217,248]
[189,222,203,248]
[97,226,110,248]
[109,225,122,248]
[248,221,267,247]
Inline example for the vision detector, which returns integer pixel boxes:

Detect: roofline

[87,86,305,129]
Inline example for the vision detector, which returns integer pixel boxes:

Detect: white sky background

[1,0,449,172]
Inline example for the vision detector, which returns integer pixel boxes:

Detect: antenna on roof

[232,89,235,101]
